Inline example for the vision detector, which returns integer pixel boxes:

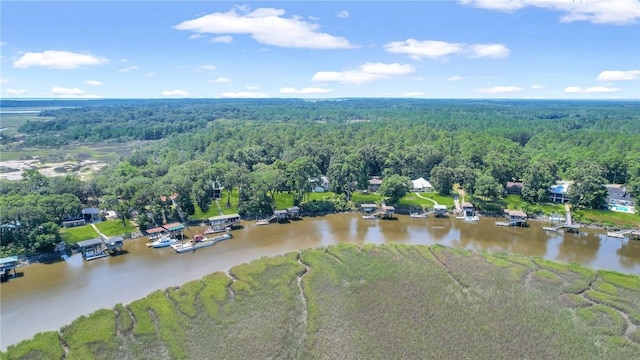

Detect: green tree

[379,174,411,204]
[567,163,608,209]
[474,173,503,201]
[430,164,455,195]
[521,158,558,203]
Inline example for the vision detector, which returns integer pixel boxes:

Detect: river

[1,213,639,350]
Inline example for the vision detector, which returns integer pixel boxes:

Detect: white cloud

[189,34,203,40]
[13,50,108,69]
[144,72,156,78]
[85,80,103,86]
[530,84,545,90]
[385,39,511,60]
[161,89,189,97]
[118,65,138,72]
[51,87,86,95]
[197,64,217,71]
[245,85,260,90]
[208,77,231,83]
[312,62,416,84]
[174,7,354,49]
[448,75,464,82]
[219,91,267,98]
[597,70,640,81]
[467,43,510,58]
[384,39,464,60]
[336,10,349,19]
[50,86,101,98]
[477,86,524,94]
[6,88,27,95]
[460,0,640,25]
[564,86,620,94]
[279,86,333,94]
[210,35,233,43]
[0,78,10,84]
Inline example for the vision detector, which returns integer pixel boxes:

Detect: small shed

[77,238,107,261]
[287,206,300,219]
[434,204,447,217]
[163,222,185,239]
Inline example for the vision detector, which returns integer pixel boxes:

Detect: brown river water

[2,213,639,350]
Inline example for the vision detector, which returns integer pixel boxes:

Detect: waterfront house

[368,177,383,193]
[606,184,636,213]
[505,181,524,195]
[310,175,330,192]
[82,208,101,223]
[411,177,433,192]
[549,181,571,203]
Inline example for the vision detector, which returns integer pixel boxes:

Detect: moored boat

[146,235,178,248]
[171,232,232,253]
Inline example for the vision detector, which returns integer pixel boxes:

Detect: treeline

[1,99,639,255]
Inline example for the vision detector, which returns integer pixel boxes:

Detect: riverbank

[3,243,639,359]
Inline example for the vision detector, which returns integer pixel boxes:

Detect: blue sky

[1,1,639,99]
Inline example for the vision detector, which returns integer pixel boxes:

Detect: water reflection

[1,213,639,350]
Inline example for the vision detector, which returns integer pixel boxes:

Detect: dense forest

[1,99,639,255]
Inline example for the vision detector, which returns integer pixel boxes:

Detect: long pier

[543,204,580,233]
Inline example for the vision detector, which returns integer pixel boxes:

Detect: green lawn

[95,219,136,237]
[351,192,382,204]
[574,208,639,228]
[60,225,101,243]
[273,192,295,209]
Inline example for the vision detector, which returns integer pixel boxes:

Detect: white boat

[410,213,428,218]
[256,220,270,226]
[464,215,480,222]
[150,235,178,248]
[171,232,232,253]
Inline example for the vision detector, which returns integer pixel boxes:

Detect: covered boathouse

[1,256,19,281]
[76,237,124,261]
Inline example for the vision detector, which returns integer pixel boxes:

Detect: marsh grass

[2,332,64,360]
[4,244,640,359]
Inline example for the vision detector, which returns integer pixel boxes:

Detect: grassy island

[3,244,640,359]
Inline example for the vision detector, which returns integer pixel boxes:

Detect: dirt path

[90,223,109,240]
[413,192,438,205]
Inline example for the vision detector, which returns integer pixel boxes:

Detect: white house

[411,177,433,192]
[310,175,329,193]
